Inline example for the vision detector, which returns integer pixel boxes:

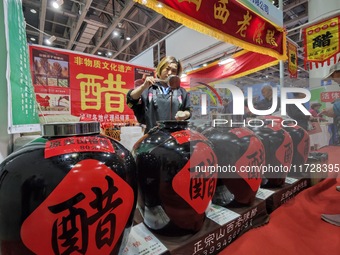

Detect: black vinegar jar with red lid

[283,124,310,177]
[202,123,264,207]
[132,120,218,236]
[248,120,294,187]
[265,116,310,177]
[0,122,137,255]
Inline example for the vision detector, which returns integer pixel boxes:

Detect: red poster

[29,45,154,123]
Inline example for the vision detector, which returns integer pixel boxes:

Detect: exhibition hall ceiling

[22,0,310,85]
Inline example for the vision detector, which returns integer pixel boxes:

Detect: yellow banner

[287,39,298,78]
[303,16,340,68]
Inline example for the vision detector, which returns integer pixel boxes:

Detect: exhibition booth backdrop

[4,0,289,134]
[29,45,154,124]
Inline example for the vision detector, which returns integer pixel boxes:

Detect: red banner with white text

[135,0,286,60]
[320,91,340,103]
[29,45,154,123]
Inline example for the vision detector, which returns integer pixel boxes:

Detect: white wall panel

[129,48,154,68]
[165,27,234,68]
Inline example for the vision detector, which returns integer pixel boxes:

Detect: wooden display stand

[160,199,268,255]
[125,199,269,255]
[257,178,310,214]
[124,177,312,255]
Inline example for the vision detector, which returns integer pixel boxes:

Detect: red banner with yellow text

[287,39,298,78]
[29,45,154,123]
[180,50,279,88]
[303,16,340,69]
[134,0,286,60]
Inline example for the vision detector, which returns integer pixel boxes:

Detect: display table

[123,177,310,255]
[123,146,340,255]
[256,178,310,213]
[125,199,269,255]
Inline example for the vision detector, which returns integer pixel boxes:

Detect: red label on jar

[171,130,208,144]
[229,128,254,138]
[44,136,115,158]
[172,142,217,214]
[20,159,134,255]
[297,131,310,163]
[275,130,293,167]
[235,137,264,191]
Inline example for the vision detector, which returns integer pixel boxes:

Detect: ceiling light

[126,36,131,41]
[98,52,102,55]
[218,57,235,65]
[45,35,56,45]
[113,31,119,37]
[107,52,112,57]
[52,0,64,9]
[30,9,37,14]
[30,37,36,41]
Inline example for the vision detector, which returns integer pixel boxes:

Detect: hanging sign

[303,15,340,69]
[320,91,340,103]
[134,0,286,60]
[287,39,298,78]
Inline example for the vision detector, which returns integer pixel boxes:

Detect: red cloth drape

[219,146,340,255]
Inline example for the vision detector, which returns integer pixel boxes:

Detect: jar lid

[42,122,100,137]
[157,120,188,129]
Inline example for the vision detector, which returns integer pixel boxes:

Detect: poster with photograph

[29,45,154,123]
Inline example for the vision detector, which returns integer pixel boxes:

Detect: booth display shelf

[123,177,311,255]
[257,178,310,213]
[126,198,268,255]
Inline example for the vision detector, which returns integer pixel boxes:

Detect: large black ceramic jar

[0,122,137,255]
[249,122,293,187]
[202,126,264,206]
[132,120,218,236]
[283,124,310,176]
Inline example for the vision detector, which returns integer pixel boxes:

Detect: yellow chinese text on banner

[134,0,287,61]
